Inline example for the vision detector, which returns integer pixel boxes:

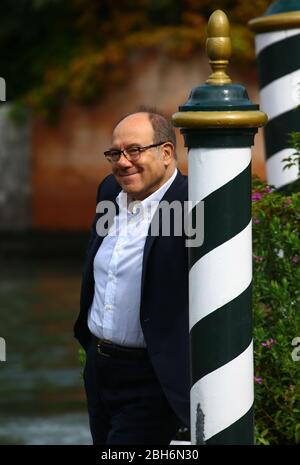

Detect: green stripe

[206,406,254,445]
[189,163,251,271]
[257,34,300,89]
[277,176,300,193]
[181,128,257,148]
[190,284,252,384]
[265,108,300,159]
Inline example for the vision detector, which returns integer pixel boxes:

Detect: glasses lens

[104,150,121,162]
[125,147,141,161]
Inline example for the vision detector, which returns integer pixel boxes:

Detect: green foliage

[0,0,274,118]
[282,131,300,176]
[279,128,300,194]
[0,0,78,102]
[252,178,300,444]
[78,347,86,379]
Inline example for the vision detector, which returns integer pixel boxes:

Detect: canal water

[0,251,190,445]
[0,257,92,444]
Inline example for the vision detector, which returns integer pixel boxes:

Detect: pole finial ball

[206,10,232,85]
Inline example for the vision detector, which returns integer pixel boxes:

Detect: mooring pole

[249,0,300,190]
[173,10,267,445]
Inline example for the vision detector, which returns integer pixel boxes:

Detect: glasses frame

[104,141,167,163]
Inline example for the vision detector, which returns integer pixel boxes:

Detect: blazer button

[143,318,150,323]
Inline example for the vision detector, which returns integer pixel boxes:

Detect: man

[74,109,190,444]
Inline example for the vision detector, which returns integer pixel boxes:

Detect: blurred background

[0,0,273,444]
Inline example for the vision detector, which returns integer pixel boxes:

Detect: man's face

[110,113,174,200]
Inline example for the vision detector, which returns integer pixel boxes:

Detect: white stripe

[189,221,252,330]
[188,148,251,202]
[255,29,300,56]
[260,69,300,120]
[266,148,299,188]
[190,341,254,443]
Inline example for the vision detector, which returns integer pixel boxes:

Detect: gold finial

[206,10,232,85]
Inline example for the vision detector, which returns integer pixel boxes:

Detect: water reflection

[0,413,92,445]
[0,258,90,444]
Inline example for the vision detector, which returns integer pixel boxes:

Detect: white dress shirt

[88,168,178,347]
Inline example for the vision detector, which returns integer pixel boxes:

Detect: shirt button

[105,304,113,311]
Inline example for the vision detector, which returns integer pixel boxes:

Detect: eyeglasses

[104,142,167,163]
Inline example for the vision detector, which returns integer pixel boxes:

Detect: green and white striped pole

[249,0,300,190]
[173,10,267,445]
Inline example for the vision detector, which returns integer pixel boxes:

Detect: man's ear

[162,142,175,164]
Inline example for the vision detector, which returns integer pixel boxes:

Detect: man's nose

[114,153,133,168]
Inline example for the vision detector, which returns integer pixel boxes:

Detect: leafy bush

[252,178,300,444]
[1,0,275,118]
[283,132,300,176]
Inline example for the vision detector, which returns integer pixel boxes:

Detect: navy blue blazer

[74,169,190,426]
